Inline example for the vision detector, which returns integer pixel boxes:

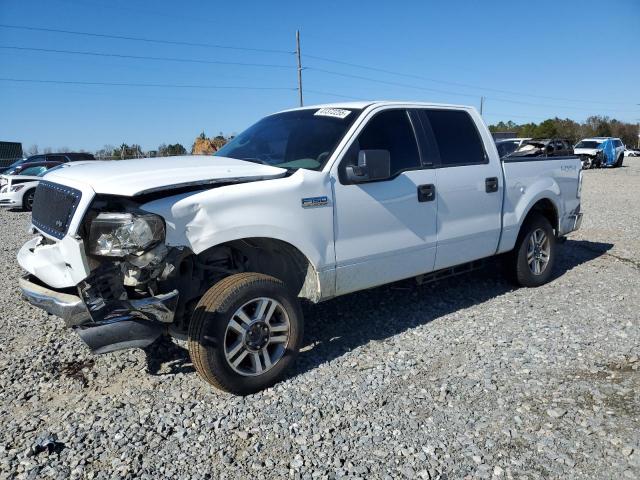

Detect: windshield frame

[214,107,363,172]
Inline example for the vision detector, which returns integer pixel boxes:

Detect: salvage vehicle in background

[574,137,625,168]
[624,147,639,157]
[17,101,583,394]
[495,139,520,158]
[506,138,573,158]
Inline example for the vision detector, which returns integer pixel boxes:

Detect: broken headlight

[88,212,165,257]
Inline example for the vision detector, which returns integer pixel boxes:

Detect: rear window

[423,110,486,167]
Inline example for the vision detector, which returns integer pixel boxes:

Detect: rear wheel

[507,213,556,287]
[23,189,36,211]
[188,273,303,395]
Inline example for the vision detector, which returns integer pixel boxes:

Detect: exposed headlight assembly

[10,184,25,192]
[89,212,165,257]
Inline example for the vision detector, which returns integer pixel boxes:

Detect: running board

[415,260,485,285]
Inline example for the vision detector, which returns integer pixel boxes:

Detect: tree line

[488,116,639,147]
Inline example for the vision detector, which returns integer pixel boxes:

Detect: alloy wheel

[527,228,550,275]
[224,297,290,376]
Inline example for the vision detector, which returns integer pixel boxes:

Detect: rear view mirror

[346,149,391,183]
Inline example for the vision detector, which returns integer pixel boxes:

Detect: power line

[306,67,639,114]
[0,45,296,69]
[0,24,295,55]
[0,77,296,91]
[306,67,480,99]
[305,53,631,106]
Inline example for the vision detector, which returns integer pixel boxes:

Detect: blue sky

[1,0,639,152]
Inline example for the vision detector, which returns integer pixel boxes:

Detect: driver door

[331,108,438,295]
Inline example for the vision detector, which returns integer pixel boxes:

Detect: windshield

[215,108,360,170]
[575,140,602,149]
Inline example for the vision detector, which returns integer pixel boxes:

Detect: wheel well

[525,199,558,234]
[197,238,319,302]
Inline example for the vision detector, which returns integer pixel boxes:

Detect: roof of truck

[277,100,472,113]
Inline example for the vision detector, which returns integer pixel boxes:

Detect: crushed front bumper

[19,275,178,354]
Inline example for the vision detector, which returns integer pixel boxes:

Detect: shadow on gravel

[144,335,194,376]
[141,240,612,379]
[292,239,613,378]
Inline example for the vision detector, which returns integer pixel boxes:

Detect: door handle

[417,184,435,202]
[485,177,499,193]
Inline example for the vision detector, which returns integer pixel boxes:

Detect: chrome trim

[19,276,90,327]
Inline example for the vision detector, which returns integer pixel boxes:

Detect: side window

[46,155,68,163]
[344,109,421,178]
[423,110,486,167]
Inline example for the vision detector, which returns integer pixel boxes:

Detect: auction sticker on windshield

[314,108,351,119]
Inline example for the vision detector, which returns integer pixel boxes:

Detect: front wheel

[616,154,624,168]
[23,189,36,211]
[188,273,304,395]
[507,213,556,287]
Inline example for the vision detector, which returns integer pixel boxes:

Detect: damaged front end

[19,195,183,354]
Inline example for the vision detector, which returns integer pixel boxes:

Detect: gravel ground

[1,157,639,479]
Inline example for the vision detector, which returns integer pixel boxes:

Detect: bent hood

[43,156,287,196]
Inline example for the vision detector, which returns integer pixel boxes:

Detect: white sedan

[0,174,41,210]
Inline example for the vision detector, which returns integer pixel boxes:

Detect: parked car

[506,138,574,158]
[624,147,640,157]
[0,170,50,211]
[0,161,91,210]
[574,137,625,168]
[17,102,583,394]
[0,161,63,191]
[0,152,96,174]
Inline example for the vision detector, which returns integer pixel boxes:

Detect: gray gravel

[1,158,639,479]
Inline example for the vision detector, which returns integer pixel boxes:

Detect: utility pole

[296,30,303,107]
[480,96,484,115]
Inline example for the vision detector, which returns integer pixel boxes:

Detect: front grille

[32,181,82,239]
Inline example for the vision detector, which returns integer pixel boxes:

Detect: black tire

[188,272,303,395]
[23,189,36,211]
[507,213,556,287]
[616,154,624,168]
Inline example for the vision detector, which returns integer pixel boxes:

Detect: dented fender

[140,169,337,300]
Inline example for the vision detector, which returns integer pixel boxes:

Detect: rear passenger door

[419,109,503,270]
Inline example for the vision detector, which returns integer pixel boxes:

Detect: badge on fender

[301,196,328,208]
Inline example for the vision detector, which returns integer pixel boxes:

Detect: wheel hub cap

[245,321,270,350]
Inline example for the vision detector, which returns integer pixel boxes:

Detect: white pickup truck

[18,101,583,394]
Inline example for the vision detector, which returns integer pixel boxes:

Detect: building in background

[0,142,23,169]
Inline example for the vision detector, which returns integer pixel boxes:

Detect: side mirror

[346,149,391,183]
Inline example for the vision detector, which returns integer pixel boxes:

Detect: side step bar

[415,259,485,286]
